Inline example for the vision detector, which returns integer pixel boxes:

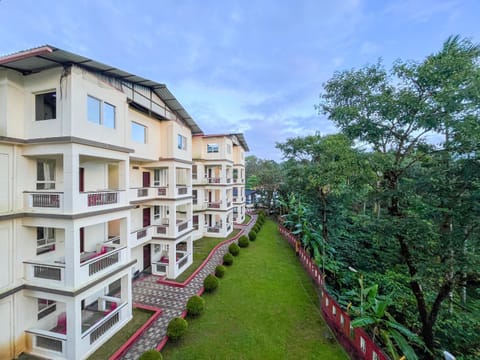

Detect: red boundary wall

[279,225,389,360]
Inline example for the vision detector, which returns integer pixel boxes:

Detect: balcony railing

[137,188,148,197]
[207,226,221,233]
[207,201,221,209]
[156,225,168,234]
[87,191,118,206]
[152,261,168,275]
[27,192,63,208]
[177,220,189,232]
[24,261,65,284]
[157,187,167,196]
[80,246,125,278]
[177,186,188,195]
[26,329,66,357]
[207,177,221,184]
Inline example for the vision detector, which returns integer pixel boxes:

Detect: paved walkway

[120,215,257,359]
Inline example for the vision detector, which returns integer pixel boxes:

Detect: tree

[318,36,480,358]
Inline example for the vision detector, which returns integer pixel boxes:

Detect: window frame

[177,134,187,150]
[36,159,56,190]
[131,121,147,144]
[87,95,116,128]
[38,298,57,320]
[35,91,57,121]
[37,227,56,255]
[207,143,219,153]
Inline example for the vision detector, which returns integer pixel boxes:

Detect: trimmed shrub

[186,295,205,317]
[238,235,250,247]
[215,265,226,278]
[139,349,163,360]
[203,274,219,292]
[167,317,188,341]
[248,231,257,241]
[223,252,234,266]
[228,242,240,256]
[253,224,261,232]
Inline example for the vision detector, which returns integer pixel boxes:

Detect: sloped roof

[0,45,203,134]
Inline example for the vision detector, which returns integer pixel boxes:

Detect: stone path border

[112,214,257,360]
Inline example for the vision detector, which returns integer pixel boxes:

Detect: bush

[215,265,226,278]
[248,231,257,241]
[253,224,261,232]
[223,252,234,266]
[203,274,219,292]
[186,295,205,317]
[238,235,250,247]
[139,349,163,360]
[228,242,240,256]
[167,317,188,341]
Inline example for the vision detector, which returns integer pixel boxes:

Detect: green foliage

[240,234,251,246]
[203,274,219,292]
[253,224,261,233]
[228,243,240,256]
[167,317,188,341]
[248,231,257,241]
[139,349,163,360]
[186,295,205,317]
[275,36,480,359]
[223,253,234,266]
[215,265,226,278]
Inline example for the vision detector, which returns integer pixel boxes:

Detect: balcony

[86,191,119,206]
[176,186,188,196]
[207,201,221,209]
[26,192,63,209]
[193,201,208,211]
[24,246,127,287]
[177,220,189,232]
[207,225,221,233]
[26,329,67,358]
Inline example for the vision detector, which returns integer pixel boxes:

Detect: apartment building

[191,134,248,240]
[0,46,248,360]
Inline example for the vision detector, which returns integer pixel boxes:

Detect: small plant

[239,235,250,247]
[223,252,234,265]
[228,242,240,256]
[186,295,205,317]
[167,317,188,341]
[139,349,163,360]
[248,231,257,241]
[253,224,261,232]
[203,274,219,292]
[215,265,226,278]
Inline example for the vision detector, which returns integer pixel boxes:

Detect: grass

[88,307,154,360]
[173,229,240,283]
[161,220,348,360]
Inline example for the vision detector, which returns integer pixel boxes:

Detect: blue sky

[1,0,479,161]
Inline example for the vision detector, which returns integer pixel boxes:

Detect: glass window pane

[87,96,101,124]
[104,102,115,128]
[131,122,146,143]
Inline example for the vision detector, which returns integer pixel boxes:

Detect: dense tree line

[251,37,480,359]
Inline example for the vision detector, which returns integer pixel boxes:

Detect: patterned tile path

[118,215,257,359]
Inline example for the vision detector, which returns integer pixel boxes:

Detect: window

[35,92,56,120]
[360,337,366,353]
[37,227,55,255]
[154,205,160,220]
[131,122,147,143]
[88,96,116,128]
[36,159,56,190]
[177,134,187,150]
[38,298,56,320]
[104,102,115,128]
[192,190,197,205]
[207,143,219,153]
[227,144,231,154]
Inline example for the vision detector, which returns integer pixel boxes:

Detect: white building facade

[0,46,248,359]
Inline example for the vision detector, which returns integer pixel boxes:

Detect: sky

[1,0,479,161]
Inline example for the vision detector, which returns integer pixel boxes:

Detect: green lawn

[88,307,154,359]
[162,220,348,359]
[173,229,240,283]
